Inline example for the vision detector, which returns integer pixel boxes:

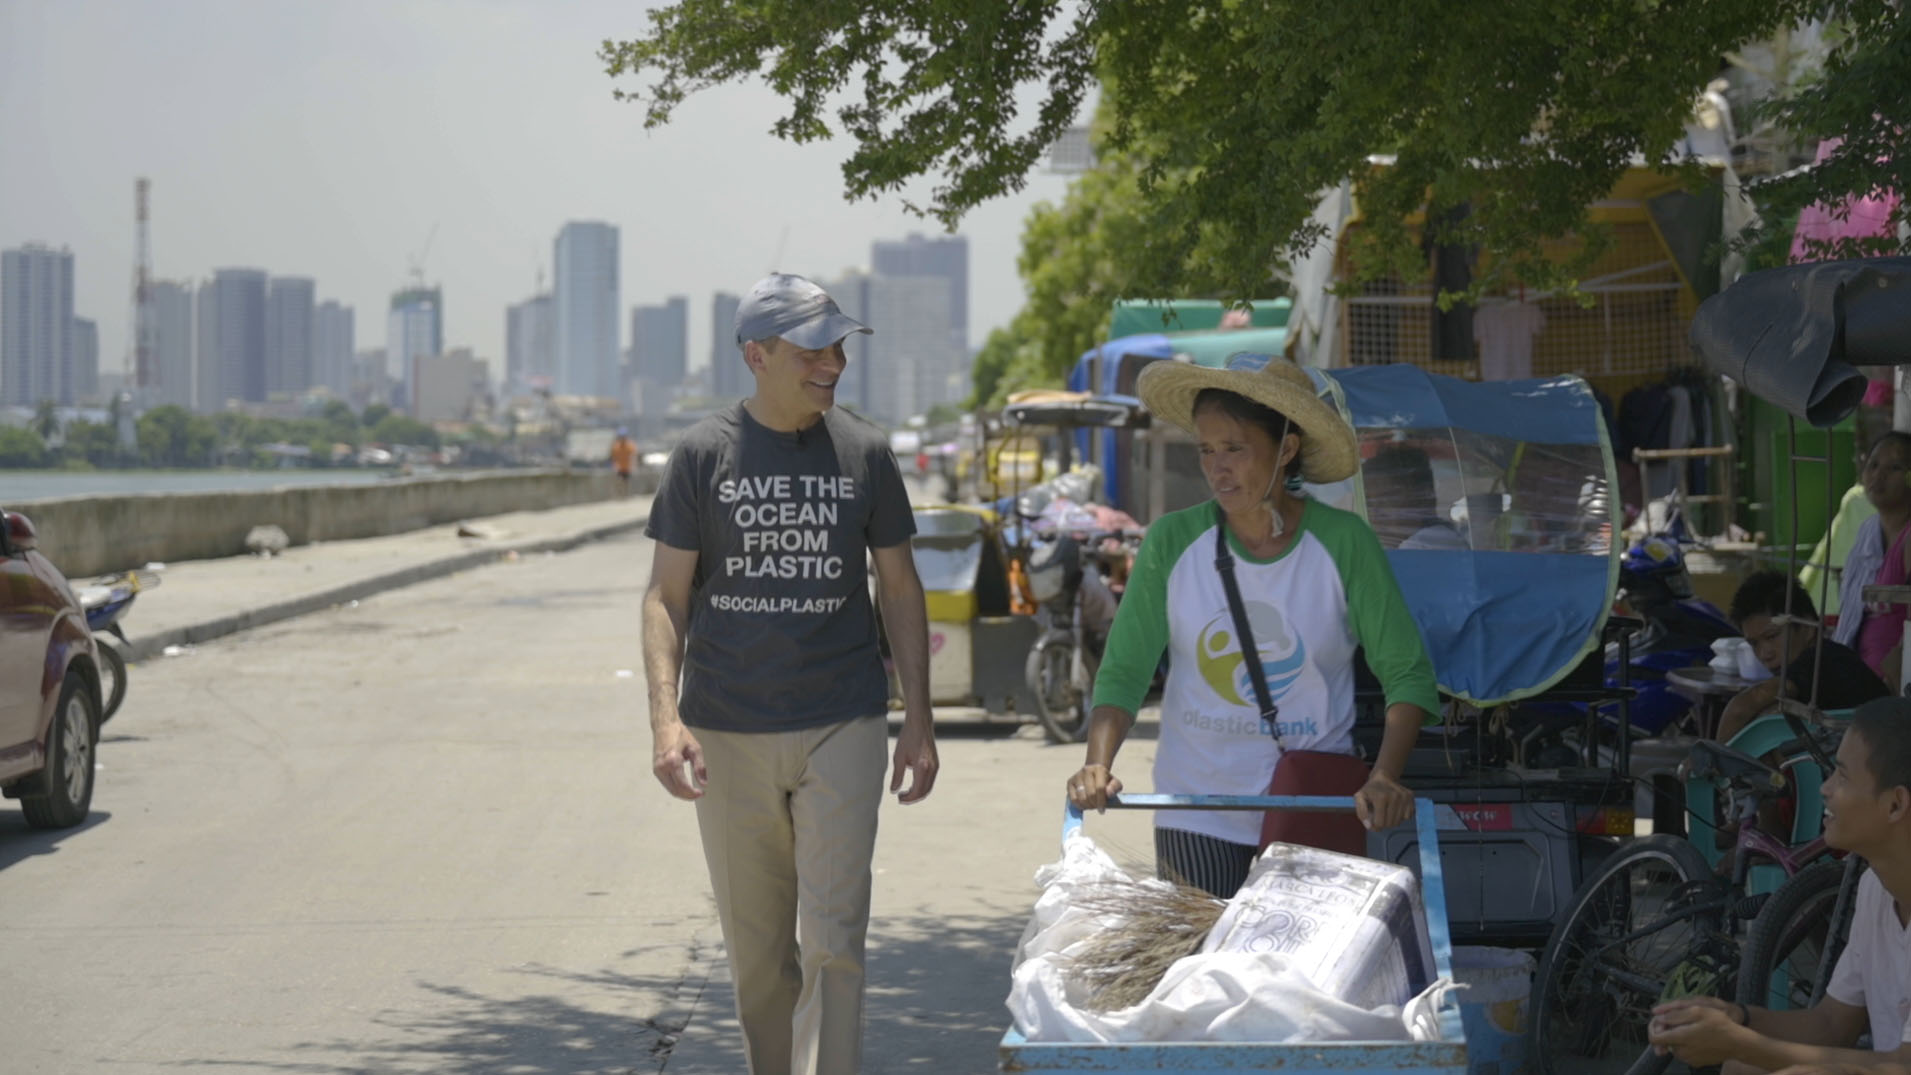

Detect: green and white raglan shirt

[1092,497,1440,847]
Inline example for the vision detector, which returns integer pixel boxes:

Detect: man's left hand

[1353,769,1413,831]
[1648,998,1747,1067]
[890,715,939,804]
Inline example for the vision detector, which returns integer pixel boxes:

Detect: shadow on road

[0,810,111,871]
[183,956,702,1075]
[186,907,1032,1074]
[667,907,1029,1074]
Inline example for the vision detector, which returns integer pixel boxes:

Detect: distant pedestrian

[641,272,939,1075]
[609,427,637,497]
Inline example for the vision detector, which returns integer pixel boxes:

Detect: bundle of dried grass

[1065,881,1226,1011]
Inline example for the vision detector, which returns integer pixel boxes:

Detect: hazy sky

[0,0,1078,383]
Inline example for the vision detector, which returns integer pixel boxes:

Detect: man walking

[641,273,939,1075]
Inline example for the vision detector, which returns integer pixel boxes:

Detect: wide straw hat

[1136,353,1359,483]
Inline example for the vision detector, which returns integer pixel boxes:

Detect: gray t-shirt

[645,402,916,733]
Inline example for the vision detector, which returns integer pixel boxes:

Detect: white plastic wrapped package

[1203,842,1439,1013]
[1007,833,1454,1044]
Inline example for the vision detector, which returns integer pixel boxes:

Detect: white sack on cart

[1010,947,1431,1043]
[1011,830,1141,968]
[1204,843,1439,1012]
[1007,832,1454,1044]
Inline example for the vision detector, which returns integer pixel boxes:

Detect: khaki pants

[694,715,887,1075]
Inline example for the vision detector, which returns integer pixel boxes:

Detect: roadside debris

[245,525,290,557]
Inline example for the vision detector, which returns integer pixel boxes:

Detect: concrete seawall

[13,468,661,577]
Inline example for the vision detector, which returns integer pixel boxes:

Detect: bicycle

[1528,731,1843,1075]
[1736,852,1865,1013]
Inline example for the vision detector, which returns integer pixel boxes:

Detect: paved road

[1,521,1159,1073]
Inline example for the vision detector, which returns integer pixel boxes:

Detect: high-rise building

[196,268,268,406]
[151,280,194,409]
[351,347,392,410]
[709,291,747,400]
[872,233,969,356]
[554,222,620,399]
[1,244,76,407]
[314,301,354,400]
[822,271,871,416]
[72,317,99,401]
[864,275,959,425]
[194,280,220,411]
[505,293,555,394]
[387,286,442,403]
[630,296,689,389]
[265,276,316,397]
[412,348,489,422]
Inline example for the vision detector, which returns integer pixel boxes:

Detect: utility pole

[132,177,156,393]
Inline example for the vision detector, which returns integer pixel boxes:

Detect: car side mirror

[4,511,37,553]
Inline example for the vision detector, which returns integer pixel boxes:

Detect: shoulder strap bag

[1213,506,1372,856]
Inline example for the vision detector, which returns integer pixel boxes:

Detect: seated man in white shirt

[1650,696,1911,1072]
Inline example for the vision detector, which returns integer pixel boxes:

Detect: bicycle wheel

[1026,640,1089,744]
[1530,834,1717,1075]
[1736,858,1855,1012]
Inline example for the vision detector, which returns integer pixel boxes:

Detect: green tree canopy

[0,426,47,468]
[136,406,218,468]
[61,421,120,469]
[370,415,441,451]
[605,1,1906,302]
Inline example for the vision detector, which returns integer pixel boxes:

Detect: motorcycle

[1023,528,1132,744]
[74,569,161,723]
[1609,535,1739,736]
[1498,535,1737,767]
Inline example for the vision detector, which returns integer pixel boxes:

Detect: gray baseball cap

[733,273,872,351]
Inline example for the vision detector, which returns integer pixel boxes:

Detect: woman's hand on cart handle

[1353,769,1414,831]
[1068,763,1122,812]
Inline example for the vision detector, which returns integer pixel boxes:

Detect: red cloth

[1259,751,1372,856]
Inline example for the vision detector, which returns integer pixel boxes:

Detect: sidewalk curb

[118,515,648,664]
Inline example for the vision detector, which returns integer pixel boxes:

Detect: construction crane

[406,221,439,288]
[131,177,156,390]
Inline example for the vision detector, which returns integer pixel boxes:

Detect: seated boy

[1717,571,1890,744]
[1650,696,1911,1073]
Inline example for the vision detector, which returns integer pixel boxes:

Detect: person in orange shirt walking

[609,427,638,497]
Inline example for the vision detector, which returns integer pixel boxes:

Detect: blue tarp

[1330,365,1618,704]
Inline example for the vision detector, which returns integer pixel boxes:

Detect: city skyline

[4,226,969,425]
[0,2,1076,395]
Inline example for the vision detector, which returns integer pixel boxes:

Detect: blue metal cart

[999,794,1470,1074]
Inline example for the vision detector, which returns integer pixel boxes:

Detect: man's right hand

[653,722,707,800]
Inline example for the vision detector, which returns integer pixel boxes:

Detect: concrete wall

[13,468,660,577]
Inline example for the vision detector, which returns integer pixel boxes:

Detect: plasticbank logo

[1197,601,1306,707]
